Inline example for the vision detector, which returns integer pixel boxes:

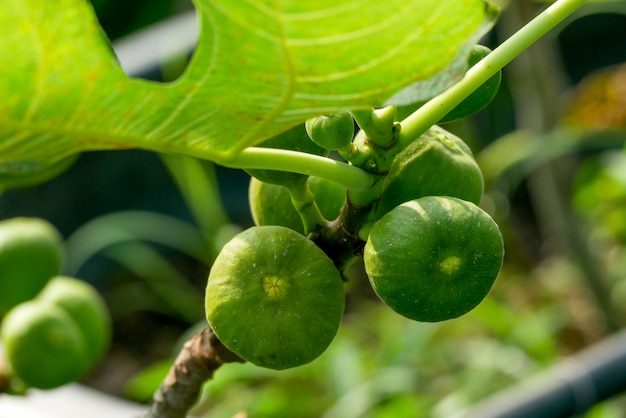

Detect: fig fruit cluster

[0,218,111,390]
[207,55,504,370]
[364,127,503,322]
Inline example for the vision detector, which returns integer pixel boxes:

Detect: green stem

[398,0,589,149]
[219,147,377,191]
[287,180,327,235]
[351,107,399,147]
[350,109,374,133]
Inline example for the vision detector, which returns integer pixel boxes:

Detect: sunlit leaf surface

[0,0,495,172]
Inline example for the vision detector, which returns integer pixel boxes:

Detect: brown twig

[0,355,10,394]
[144,326,244,418]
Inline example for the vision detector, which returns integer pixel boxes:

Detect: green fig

[308,175,346,221]
[0,218,63,317]
[37,276,111,367]
[206,226,345,370]
[1,301,89,389]
[377,126,483,217]
[248,178,305,233]
[305,111,355,151]
[364,196,504,322]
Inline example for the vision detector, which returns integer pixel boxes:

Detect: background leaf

[0,0,495,172]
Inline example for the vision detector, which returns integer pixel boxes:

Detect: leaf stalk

[398,0,590,148]
[219,147,377,191]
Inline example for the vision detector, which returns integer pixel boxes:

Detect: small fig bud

[305,111,355,151]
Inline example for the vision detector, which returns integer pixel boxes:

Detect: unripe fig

[305,111,355,151]
[246,124,328,188]
[438,45,502,124]
[0,301,89,389]
[37,276,112,367]
[377,126,483,217]
[206,226,345,370]
[0,218,63,316]
[248,176,346,233]
[248,178,305,233]
[364,196,504,322]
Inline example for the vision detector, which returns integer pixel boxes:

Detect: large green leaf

[0,0,496,173]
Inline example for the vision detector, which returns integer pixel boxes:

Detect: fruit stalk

[286,180,327,235]
[350,107,398,148]
[220,147,377,191]
[144,327,244,418]
[311,199,376,272]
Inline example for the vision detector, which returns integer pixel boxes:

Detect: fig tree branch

[143,326,244,418]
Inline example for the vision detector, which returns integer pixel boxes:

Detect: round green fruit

[0,218,63,316]
[377,126,483,217]
[246,124,328,188]
[0,301,89,389]
[364,196,504,322]
[248,178,305,233]
[305,111,355,151]
[37,276,111,366]
[206,226,345,370]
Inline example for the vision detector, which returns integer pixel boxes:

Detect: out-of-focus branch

[144,326,244,418]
